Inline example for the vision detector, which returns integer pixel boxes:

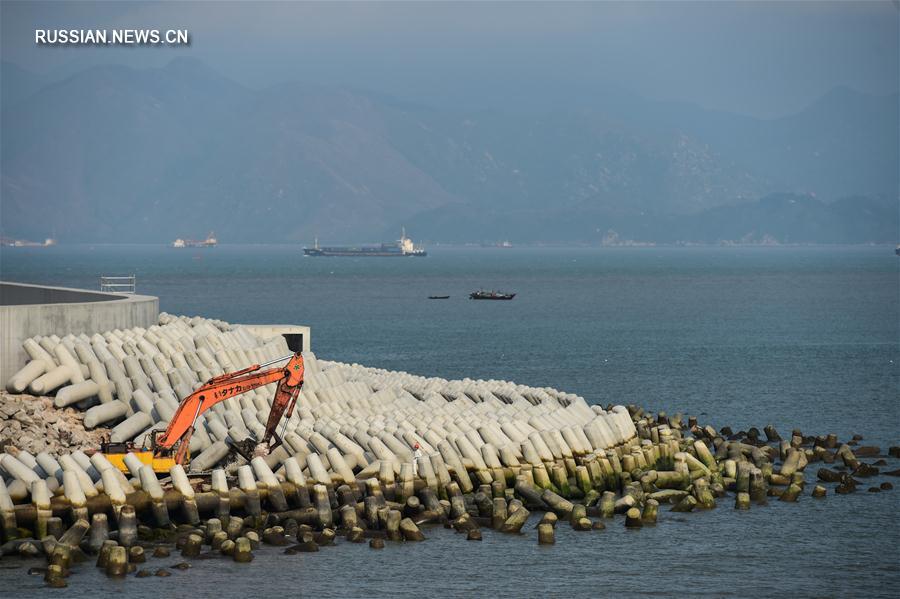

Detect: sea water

[1,244,897,597]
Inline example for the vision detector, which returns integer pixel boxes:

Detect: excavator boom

[157,364,286,448]
[109,352,305,470]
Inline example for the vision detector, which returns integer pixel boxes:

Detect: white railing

[100,275,136,294]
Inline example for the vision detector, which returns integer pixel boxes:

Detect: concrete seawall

[0,282,159,384]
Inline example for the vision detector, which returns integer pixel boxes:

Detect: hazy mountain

[0,61,47,109]
[1,58,895,244]
[662,86,898,201]
[1,58,254,241]
[661,193,897,245]
[404,193,898,245]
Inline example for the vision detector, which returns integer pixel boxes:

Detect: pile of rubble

[0,393,109,456]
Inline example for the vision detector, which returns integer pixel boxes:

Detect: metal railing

[100,275,136,294]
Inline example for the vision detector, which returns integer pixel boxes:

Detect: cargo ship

[304,229,427,257]
[2,237,56,247]
[173,232,217,248]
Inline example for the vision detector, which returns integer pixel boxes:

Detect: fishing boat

[469,290,515,300]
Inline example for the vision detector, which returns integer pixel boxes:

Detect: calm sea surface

[1,244,898,597]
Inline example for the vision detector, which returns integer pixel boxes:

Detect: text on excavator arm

[154,352,304,464]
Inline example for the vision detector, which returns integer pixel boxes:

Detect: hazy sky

[2,1,897,118]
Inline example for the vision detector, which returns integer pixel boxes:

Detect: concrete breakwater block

[0,313,896,588]
[3,313,640,503]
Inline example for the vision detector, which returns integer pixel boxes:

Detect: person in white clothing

[413,442,423,476]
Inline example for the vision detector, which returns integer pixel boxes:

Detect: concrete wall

[0,282,159,384]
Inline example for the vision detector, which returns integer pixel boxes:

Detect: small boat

[469,290,515,300]
[428,295,450,299]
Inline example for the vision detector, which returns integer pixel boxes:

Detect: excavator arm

[154,352,305,465]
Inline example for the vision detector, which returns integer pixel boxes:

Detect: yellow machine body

[103,449,179,475]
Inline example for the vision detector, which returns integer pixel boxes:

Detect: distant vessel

[173,232,217,248]
[428,295,450,299]
[480,240,513,248]
[2,237,56,247]
[304,228,427,257]
[469,290,515,300]
[895,244,900,256]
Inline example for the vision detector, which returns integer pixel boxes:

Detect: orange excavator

[102,352,304,474]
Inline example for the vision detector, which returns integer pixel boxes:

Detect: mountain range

[1,58,896,244]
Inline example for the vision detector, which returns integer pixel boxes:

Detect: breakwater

[1,314,898,587]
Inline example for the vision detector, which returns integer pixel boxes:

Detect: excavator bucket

[228,432,284,462]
